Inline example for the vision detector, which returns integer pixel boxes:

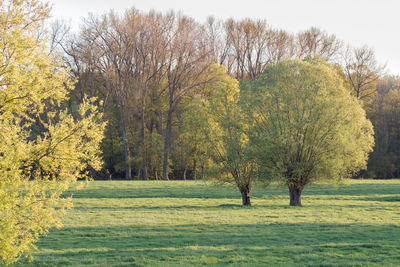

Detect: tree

[178,101,212,180]
[203,17,232,71]
[81,11,136,179]
[0,0,104,264]
[184,65,255,205]
[342,45,385,101]
[295,27,342,62]
[223,18,294,81]
[161,13,213,180]
[246,58,374,206]
[131,11,170,180]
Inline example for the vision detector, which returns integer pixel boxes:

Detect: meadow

[10,179,400,266]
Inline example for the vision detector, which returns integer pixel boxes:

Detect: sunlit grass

[9,179,400,266]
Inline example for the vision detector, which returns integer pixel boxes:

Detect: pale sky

[48,0,400,75]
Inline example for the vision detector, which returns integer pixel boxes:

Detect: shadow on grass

[72,204,246,211]
[217,204,243,208]
[362,196,400,202]
[71,202,382,211]
[63,183,268,199]
[63,182,400,199]
[13,223,400,266]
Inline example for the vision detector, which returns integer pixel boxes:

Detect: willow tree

[246,58,374,206]
[184,65,255,205]
[0,0,104,264]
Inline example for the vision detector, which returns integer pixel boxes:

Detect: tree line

[51,7,397,181]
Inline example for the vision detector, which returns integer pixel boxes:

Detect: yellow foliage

[0,1,105,264]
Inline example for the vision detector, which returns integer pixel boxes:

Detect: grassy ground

[9,179,400,266]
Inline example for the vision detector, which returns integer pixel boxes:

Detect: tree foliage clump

[0,0,104,264]
[245,58,374,206]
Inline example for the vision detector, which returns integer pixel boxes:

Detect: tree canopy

[245,58,374,205]
[183,65,255,205]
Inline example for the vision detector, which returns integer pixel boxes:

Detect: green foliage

[0,0,104,264]
[9,180,400,266]
[368,77,400,178]
[65,7,395,182]
[183,66,254,192]
[180,97,213,179]
[245,59,374,193]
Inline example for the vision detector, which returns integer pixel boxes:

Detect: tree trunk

[105,169,112,180]
[182,167,187,180]
[140,103,148,180]
[289,186,303,206]
[162,107,173,181]
[193,159,197,180]
[118,89,131,180]
[239,184,251,206]
[149,117,154,134]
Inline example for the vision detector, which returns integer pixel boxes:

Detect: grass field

[9,179,400,266]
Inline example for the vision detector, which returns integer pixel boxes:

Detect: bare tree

[203,17,232,71]
[225,18,248,80]
[265,28,294,64]
[47,19,71,57]
[295,27,342,61]
[242,18,270,80]
[223,18,294,81]
[342,45,385,100]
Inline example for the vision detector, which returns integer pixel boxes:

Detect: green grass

[9,180,400,266]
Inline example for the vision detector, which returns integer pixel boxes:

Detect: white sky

[48,0,400,75]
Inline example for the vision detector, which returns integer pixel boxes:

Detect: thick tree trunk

[140,104,148,180]
[289,186,303,206]
[239,184,251,206]
[162,107,173,181]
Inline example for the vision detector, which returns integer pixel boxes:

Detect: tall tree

[161,13,213,180]
[246,58,374,206]
[131,11,170,180]
[82,11,137,179]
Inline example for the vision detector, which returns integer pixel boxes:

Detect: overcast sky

[48,0,400,75]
